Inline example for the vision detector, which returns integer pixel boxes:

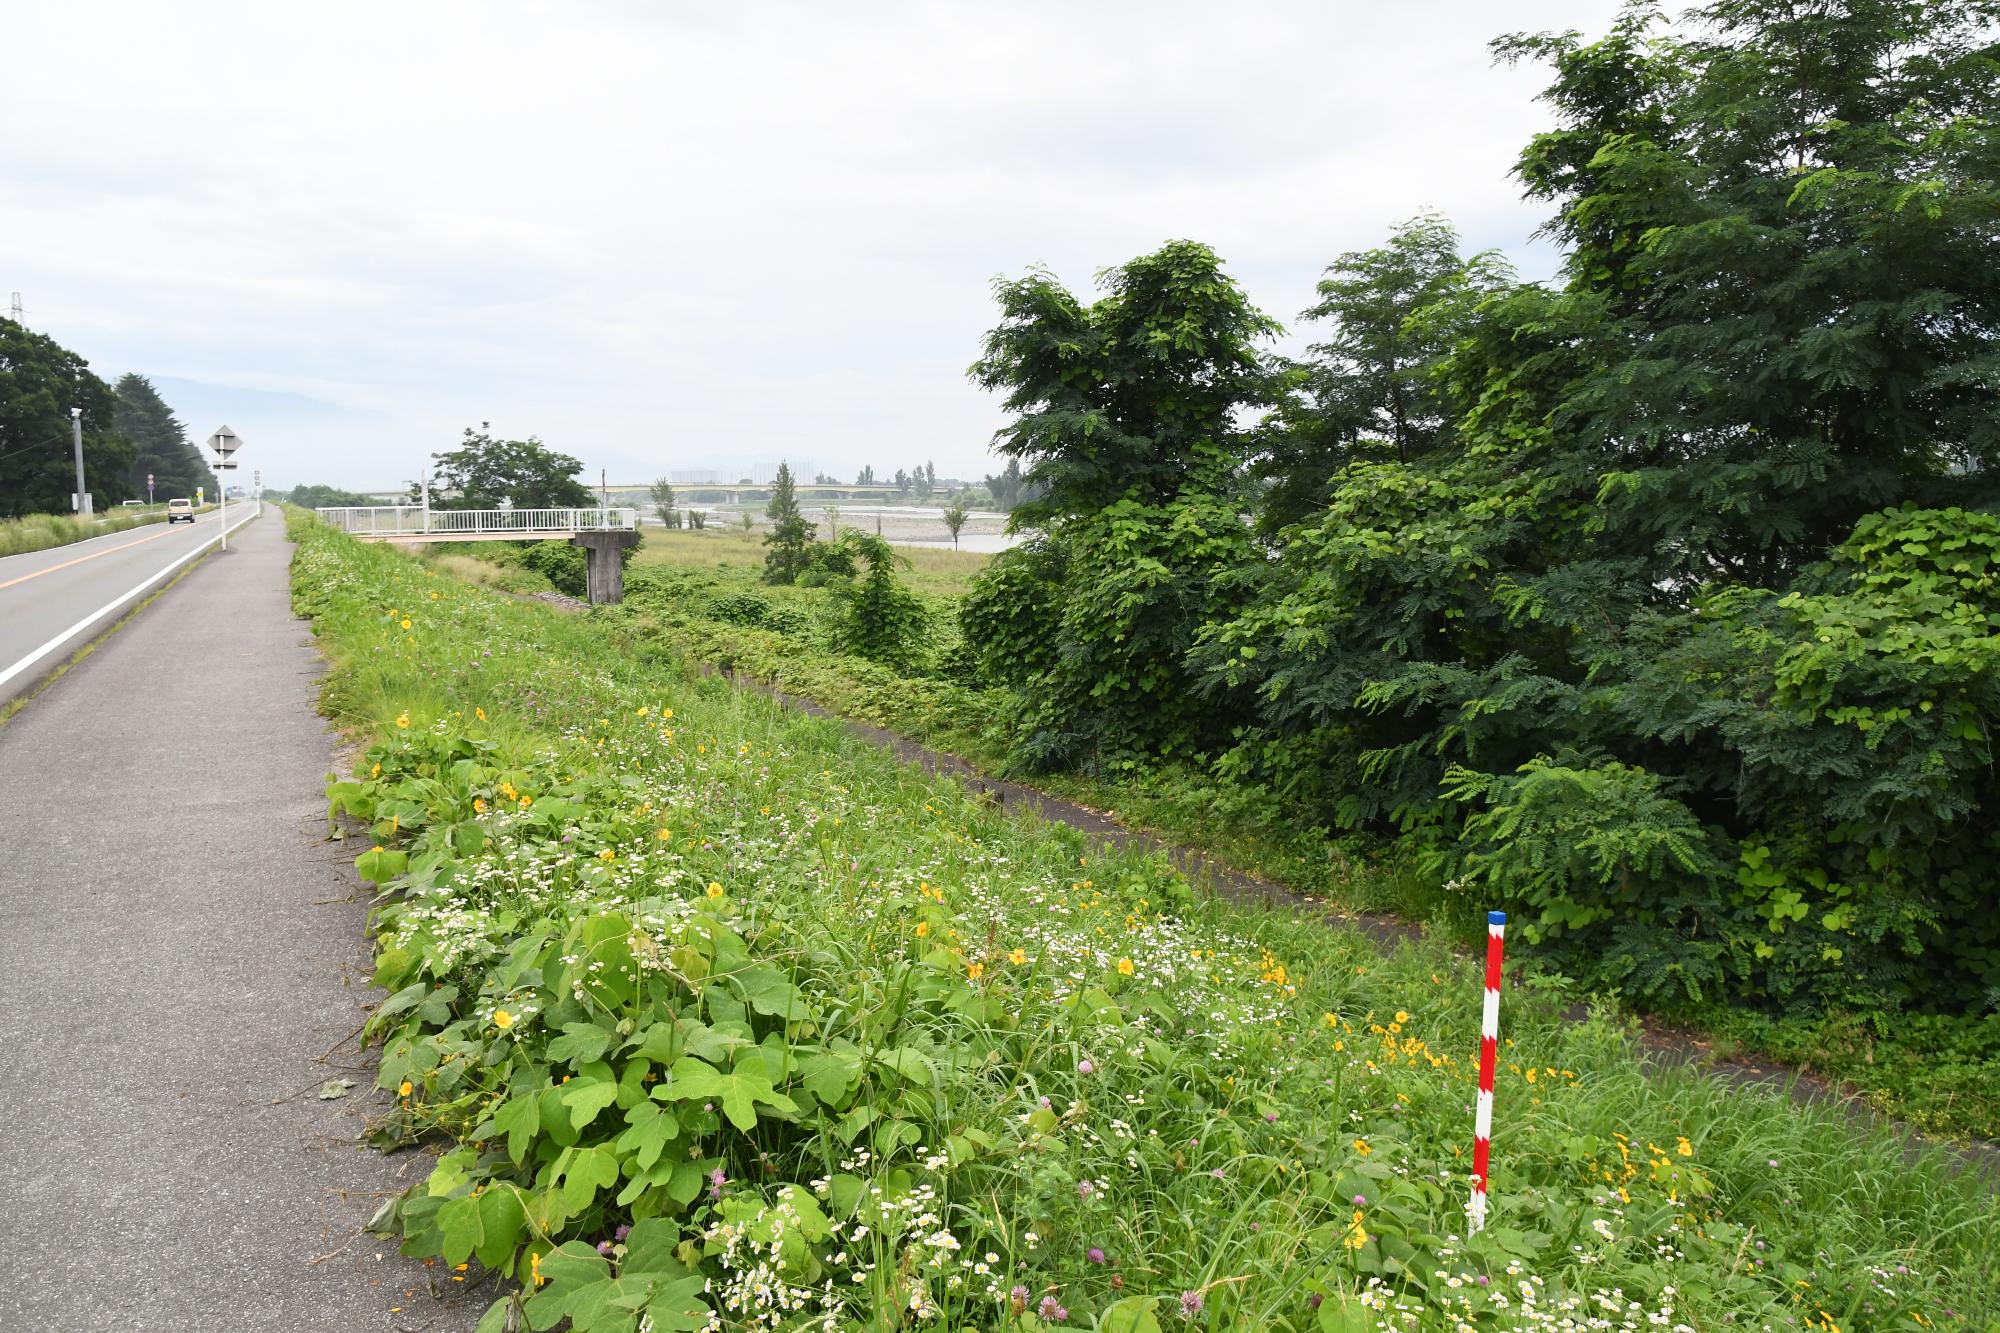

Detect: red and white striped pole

[1470,909,1506,1234]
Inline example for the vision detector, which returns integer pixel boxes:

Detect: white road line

[0,505,263,694]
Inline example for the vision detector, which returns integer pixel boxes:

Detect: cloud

[1,0,1625,490]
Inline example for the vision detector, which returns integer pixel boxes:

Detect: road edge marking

[0,505,263,695]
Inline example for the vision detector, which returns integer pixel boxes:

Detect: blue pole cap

[1487,910,1508,926]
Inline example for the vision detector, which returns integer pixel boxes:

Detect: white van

[166,498,195,524]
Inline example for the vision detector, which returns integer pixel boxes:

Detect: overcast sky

[2,0,1627,492]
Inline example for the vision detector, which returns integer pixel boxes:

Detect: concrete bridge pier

[571,530,642,605]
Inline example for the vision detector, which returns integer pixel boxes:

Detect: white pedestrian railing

[316,506,638,536]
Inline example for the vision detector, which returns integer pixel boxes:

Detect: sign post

[207,426,244,550]
[70,408,90,518]
[147,472,155,505]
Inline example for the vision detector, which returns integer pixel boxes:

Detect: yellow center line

[0,519,202,592]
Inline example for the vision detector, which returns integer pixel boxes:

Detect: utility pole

[600,467,609,515]
[71,407,90,518]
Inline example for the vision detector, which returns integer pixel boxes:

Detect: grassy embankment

[298,510,1997,1332]
[0,504,216,558]
[598,531,2000,1144]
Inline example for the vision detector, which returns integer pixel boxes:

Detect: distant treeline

[0,319,217,517]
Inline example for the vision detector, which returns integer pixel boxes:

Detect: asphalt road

[0,505,260,705]
[0,512,484,1331]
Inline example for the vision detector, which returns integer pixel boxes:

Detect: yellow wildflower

[1394,1011,1410,1024]
[1116,958,1135,977]
[394,712,410,729]
[493,1009,515,1030]
[401,618,412,630]
[966,962,984,981]
[915,921,931,938]
[1676,1137,1693,1157]
[1353,1138,1371,1156]
[1008,948,1027,965]
[473,798,487,813]
[398,1080,413,1097]
[706,881,724,899]
[475,707,487,721]
[598,849,615,862]
[658,828,672,843]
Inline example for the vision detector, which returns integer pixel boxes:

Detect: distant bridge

[316,506,638,543]
[356,484,913,503]
[315,506,641,603]
[609,482,906,498]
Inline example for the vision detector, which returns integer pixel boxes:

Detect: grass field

[293,510,1999,1333]
[422,530,2000,1144]
[0,503,213,558]
[631,525,991,596]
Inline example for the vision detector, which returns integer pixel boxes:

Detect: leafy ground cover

[294,511,1999,1332]
[539,540,2000,1145]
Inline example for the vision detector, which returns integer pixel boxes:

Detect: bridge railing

[316,506,638,536]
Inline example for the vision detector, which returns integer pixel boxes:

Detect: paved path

[0,506,256,707]
[0,512,483,1331]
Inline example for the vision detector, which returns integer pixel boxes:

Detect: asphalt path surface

[0,512,484,1331]
[0,505,258,706]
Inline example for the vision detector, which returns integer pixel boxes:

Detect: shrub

[826,532,928,671]
[519,541,588,597]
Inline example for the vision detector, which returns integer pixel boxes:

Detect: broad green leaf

[1101,1295,1163,1333]
[563,1078,621,1132]
[874,1046,935,1084]
[547,1021,615,1067]
[556,1144,621,1213]
[493,1094,540,1165]
[615,1101,679,1170]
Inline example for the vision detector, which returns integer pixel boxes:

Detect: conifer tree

[762,461,813,583]
[113,374,215,501]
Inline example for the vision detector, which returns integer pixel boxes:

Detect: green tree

[649,477,678,528]
[970,239,1280,526]
[283,483,375,508]
[856,465,876,486]
[827,531,928,669]
[762,461,813,584]
[1198,0,2000,1014]
[113,374,215,502]
[965,240,1277,765]
[1256,214,1509,531]
[1495,0,2000,584]
[425,424,591,510]
[0,319,132,518]
[942,500,969,548]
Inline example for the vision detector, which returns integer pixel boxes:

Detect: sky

[1,0,1628,493]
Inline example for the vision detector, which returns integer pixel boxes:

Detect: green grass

[290,510,1999,1332]
[525,549,2000,1146]
[632,525,991,596]
[0,504,219,557]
